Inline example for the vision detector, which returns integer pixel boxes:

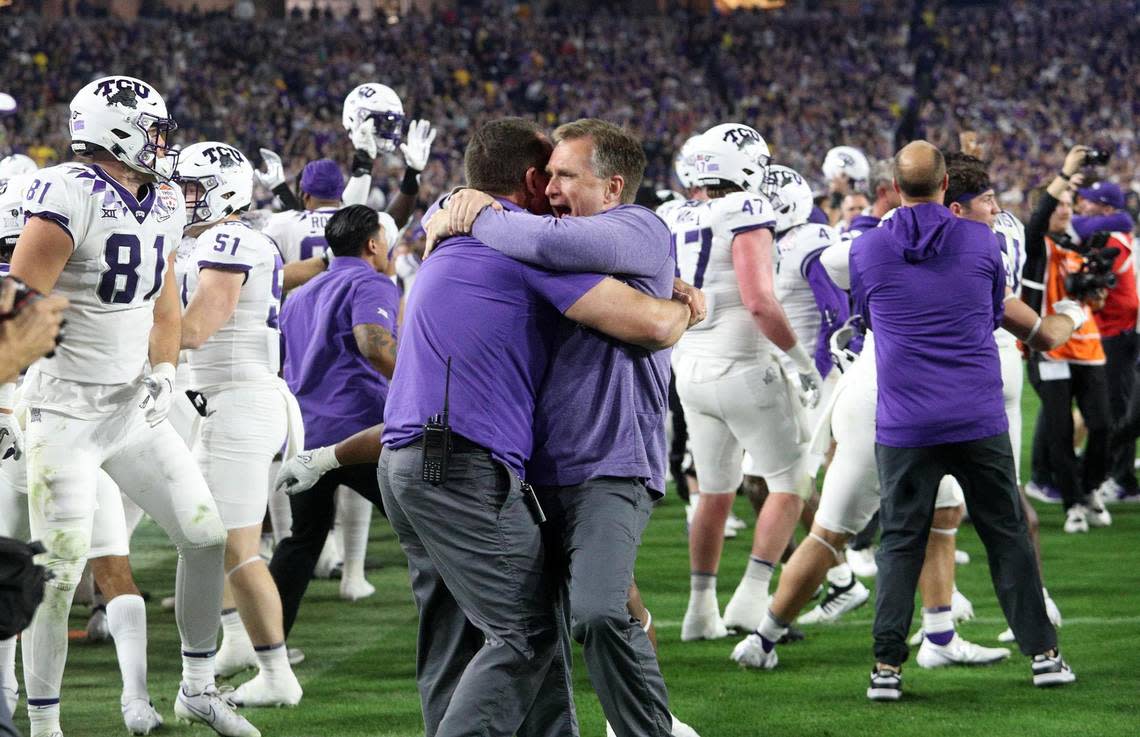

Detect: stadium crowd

[1,0,1138,222]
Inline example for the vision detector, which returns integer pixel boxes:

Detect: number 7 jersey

[659,191,778,361]
[22,162,186,384]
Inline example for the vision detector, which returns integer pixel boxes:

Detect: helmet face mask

[69,76,180,182]
[343,83,405,151]
[765,165,814,233]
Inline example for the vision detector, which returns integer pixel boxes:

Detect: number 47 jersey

[22,162,187,385]
[660,191,778,361]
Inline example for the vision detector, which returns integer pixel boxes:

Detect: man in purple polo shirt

[849,141,1075,702]
[379,118,699,737]
[269,205,400,638]
[432,119,684,737]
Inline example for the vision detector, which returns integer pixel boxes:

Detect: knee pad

[41,554,87,591]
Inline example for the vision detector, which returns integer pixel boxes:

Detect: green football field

[11,387,1140,737]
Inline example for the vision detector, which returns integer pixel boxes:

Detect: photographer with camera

[1072,180,1139,500]
[1021,145,1114,533]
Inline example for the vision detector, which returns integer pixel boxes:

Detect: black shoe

[778,625,805,644]
[1032,650,1076,687]
[867,666,902,701]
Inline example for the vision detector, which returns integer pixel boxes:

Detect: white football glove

[351,125,380,160]
[785,342,822,409]
[275,445,341,496]
[1052,299,1086,330]
[0,411,22,463]
[138,362,176,427]
[400,119,437,172]
[254,148,286,190]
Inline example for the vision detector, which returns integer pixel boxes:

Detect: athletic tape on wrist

[929,527,958,537]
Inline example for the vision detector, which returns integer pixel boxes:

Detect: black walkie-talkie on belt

[421,357,453,485]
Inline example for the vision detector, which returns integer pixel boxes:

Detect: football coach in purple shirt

[270,204,400,637]
[850,141,1076,702]
[432,119,688,737]
[380,118,700,737]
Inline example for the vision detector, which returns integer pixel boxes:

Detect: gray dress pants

[378,445,573,737]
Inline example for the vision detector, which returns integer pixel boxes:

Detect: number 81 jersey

[659,191,777,361]
[22,162,186,384]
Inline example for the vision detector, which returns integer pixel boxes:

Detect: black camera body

[1056,231,1119,300]
[1085,148,1112,166]
[0,275,43,320]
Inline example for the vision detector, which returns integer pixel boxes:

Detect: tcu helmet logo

[721,127,762,149]
[358,86,377,99]
[770,168,803,189]
[200,145,246,167]
[95,79,152,108]
[838,152,855,168]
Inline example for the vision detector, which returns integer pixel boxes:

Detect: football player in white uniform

[941,151,1062,643]
[7,76,258,737]
[660,124,821,641]
[821,145,870,226]
[764,165,875,624]
[176,142,304,706]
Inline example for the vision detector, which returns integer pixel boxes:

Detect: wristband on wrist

[1025,317,1043,343]
[400,168,421,196]
[351,149,375,178]
[273,182,303,212]
[1058,172,1071,181]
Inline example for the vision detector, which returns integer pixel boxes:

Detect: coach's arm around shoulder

[564,277,705,351]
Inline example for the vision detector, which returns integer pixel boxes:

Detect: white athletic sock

[253,642,290,679]
[335,486,372,573]
[267,459,293,543]
[220,608,251,647]
[27,700,60,735]
[690,572,716,593]
[181,652,214,695]
[106,595,149,704]
[0,635,17,710]
[922,606,955,645]
[826,563,854,588]
[742,557,774,590]
[756,611,788,651]
[342,558,367,583]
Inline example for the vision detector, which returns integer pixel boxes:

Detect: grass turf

[12,387,1140,737]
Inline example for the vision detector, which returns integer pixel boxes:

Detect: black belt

[449,433,490,455]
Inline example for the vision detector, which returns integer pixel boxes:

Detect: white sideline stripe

[653,615,1140,628]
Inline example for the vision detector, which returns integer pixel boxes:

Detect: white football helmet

[342,83,405,151]
[765,165,814,233]
[69,76,178,180]
[822,146,870,188]
[673,135,702,190]
[175,141,254,227]
[689,123,771,194]
[0,154,37,184]
[0,173,31,261]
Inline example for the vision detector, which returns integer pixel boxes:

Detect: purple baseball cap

[300,159,345,200]
[1078,181,1125,210]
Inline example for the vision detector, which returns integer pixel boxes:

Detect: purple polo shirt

[472,204,675,496]
[381,200,604,478]
[850,203,1007,448]
[281,257,399,449]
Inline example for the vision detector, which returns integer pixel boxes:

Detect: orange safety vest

[1043,235,1105,365]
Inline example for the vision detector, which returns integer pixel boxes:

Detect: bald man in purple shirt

[380,118,700,737]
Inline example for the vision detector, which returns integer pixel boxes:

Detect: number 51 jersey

[659,191,778,361]
[22,162,186,385]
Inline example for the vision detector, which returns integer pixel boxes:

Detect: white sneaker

[797,578,869,625]
[951,588,974,622]
[28,730,63,737]
[730,633,778,670]
[726,513,747,531]
[722,519,738,539]
[215,636,257,678]
[122,698,164,735]
[174,683,261,737]
[954,549,970,565]
[1064,505,1089,534]
[670,712,700,737]
[339,576,376,601]
[1032,650,1076,687]
[287,647,305,666]
[1087,497,1112,528]
[915,634,1010,668]
[681,592,728,642]
[230,671,302,707]
[845,547,877,578]
[86,606,110,642]
[161,595,176,610]
[722,587,767,633]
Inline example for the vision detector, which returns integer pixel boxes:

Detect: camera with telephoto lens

[1055,231,1119,301]
[1084,148,1112,166]
[0,275,44,320]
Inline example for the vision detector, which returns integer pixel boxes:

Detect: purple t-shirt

[849,203,1008,448]
[281,257,399,449]
[472,204,675,496]
[382,201,604,477]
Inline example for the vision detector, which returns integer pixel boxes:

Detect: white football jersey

[776,222,842,354]
[661,191,777,361]
[20,163,185,386]
[993,210,1026,296]
[261,206,338,263]
[181,220,283,389]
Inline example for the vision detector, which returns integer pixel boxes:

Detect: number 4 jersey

[181,220,284,389]
[659,191,777,361]
[22,162,186,386]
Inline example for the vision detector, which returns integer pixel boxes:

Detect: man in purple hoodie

[849,141,1076,701]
